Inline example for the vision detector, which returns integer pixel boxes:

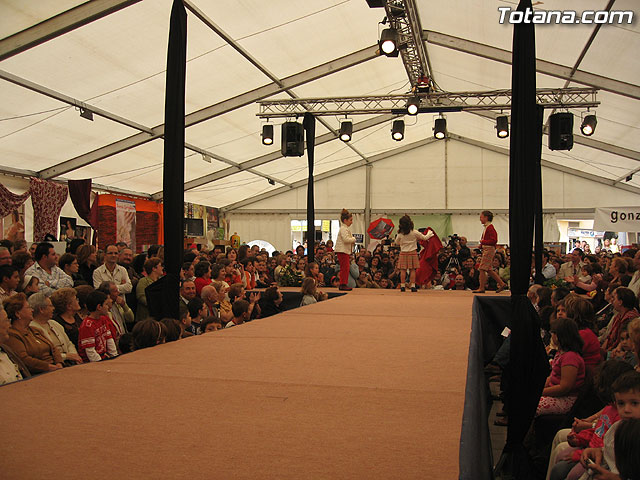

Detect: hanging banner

[594,207,640,232]
[116,198,137,251]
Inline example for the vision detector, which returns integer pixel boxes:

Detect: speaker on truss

[548,112,574,151]
[281,121,305,157]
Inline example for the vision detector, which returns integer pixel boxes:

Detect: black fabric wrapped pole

[304,113,316,263]
[498,0,550,477]
[534,124,545,286]
[160,0,186,320]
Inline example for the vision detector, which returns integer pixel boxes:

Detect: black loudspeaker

[548,112,574,151]
[281,122,305,157]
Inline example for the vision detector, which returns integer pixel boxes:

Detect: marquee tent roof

[1,0,639,209]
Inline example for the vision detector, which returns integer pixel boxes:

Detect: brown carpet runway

[0,289,479,479]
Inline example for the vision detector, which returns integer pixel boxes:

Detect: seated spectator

[0,265,20,303]
[200,285,220,320]
[179,304,193,338]
[28,293,82,365]
[451,274,469,290]
[241,258,257,290]
[98,281,133,337]
[602,287,639,352]
[607,328,638,367]
[609,257,632,287]
[24,242,68,296]
[78,291,118,362]
[58,253,83,288]
[200,315,222,333]
[226,299,250,328]
[536,317,586,417]
[0,303,31,384]
[562,295,603,371]
[305,262,325,287]
[211,281,233,324]
[132,319,166,350]
[546,359,633,480]
[579,371,640,478]
[180,279,196,307]
[540,250,557,280]
[187,297,206,335]
[50,287,84,348]
[193,261,212,296]
[93,244,132,294]
[136,258,163,322]
[3,293,63,374]
[259,286,284,318]
[11,250,33,284]
[300,277,318,306]
[76,244,98,287]
[628,318,640,371]
[0,246,11,265]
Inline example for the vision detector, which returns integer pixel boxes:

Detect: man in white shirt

[540,251,557,280]
[93,244,132,294]
[627,250,640,297]
[557,247,585,280]
[24,242,69,296]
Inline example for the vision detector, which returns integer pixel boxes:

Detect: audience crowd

[1,232,639,478]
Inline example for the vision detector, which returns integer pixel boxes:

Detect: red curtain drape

[29,178,68,241]
[0,183,31,218]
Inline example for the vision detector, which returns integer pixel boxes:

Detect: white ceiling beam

[38,44,380,180]
[185,0,372,170]
[448,133,640,195]
[0,69,291,187]
[155,114,397,201]
[221,137,439,211]
[0,0,142,62]
[423,30,640,100]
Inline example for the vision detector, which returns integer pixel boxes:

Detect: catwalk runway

[1,288,480,479]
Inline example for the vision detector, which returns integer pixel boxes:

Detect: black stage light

[340,121,353,142]
[433,117,447,139]
[79,107,93,121]
[379,28,398,57]
[391,119,405,141]
[496,115,509,138]
[261,124,274,145]
[580,114,597,136]
[407,96,420,115]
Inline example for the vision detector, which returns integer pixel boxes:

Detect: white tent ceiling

[1,0,639,209]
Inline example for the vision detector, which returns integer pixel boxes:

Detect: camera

[447,234,460,248]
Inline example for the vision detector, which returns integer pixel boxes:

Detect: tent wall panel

[225,213,292,253]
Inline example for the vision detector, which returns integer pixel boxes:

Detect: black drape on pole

[534,135,545,285]
[159,0,186,320]
[304,113,316,263]
[498,0,550,477]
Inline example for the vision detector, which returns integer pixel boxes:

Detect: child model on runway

[394,215,433,292]
[335,209,356,291]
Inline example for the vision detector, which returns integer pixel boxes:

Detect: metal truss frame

[258,88,599,118]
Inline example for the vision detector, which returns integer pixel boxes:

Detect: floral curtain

[29,178,68,242]
[0,183,31,218]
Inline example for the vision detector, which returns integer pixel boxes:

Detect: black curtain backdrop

[501,0,550,477]
[304,113,316,263]
[534,133,545,285]
[161,0,186,320]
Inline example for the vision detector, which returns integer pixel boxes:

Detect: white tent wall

[1,173,90,243]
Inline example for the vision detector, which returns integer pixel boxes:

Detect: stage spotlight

[267,178,276,186]
[379,28,398,56]
[406,96,420,116]
[79,107,93,121]
[626,174,633,182]
[433,117,447,139]
[496,115,509,138]
[261,124,274,145]
[580,114,597,136]
[391,119,405,141]
[339,120,353,142]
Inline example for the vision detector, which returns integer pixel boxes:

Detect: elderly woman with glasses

[28,292,82,365]
[3,293,63,374]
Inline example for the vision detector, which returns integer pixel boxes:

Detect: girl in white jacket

[335,209,356,291]
[394,215,433,292]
